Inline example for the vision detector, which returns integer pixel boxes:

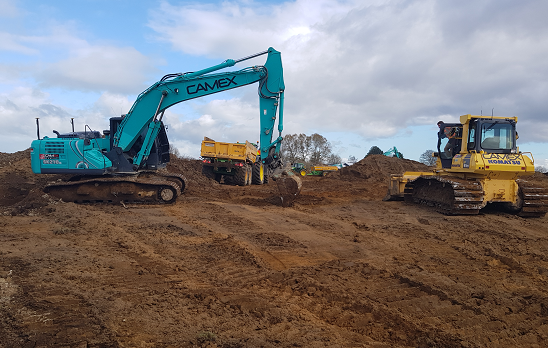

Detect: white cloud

[0,32,39,54]
[167,98,259,143]
[0,22,158,94]
[0,86,134,152]
[36,45,157,94]
[149,0,548,148]
[0,0,19,17]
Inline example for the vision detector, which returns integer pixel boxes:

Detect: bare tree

[295,133,312,162]
[169,144,180,159]
[281,133,339,164]
[281,134,300,163]
[309,133,332,164]
[326,153,342,164]
[419,150,437,166]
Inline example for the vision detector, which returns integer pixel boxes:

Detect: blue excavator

[383,147,403,158]
[30,47,302,204]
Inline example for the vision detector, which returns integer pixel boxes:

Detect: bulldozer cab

[437,117,518,169]
[437,123,463,168]
[466,118,517,154]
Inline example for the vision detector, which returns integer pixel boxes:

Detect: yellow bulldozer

[385,114,548,217]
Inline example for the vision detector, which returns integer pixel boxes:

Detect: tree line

[281,133,341,164]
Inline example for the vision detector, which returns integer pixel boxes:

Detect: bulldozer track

[44,171,187,204]
[404,176,484,215]
[405,176,548,217]
[517,181,548,217]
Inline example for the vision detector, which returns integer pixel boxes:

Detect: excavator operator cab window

[479,121,515,153]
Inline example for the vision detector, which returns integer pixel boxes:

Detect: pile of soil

[339,154,431,181]
[297,155,432,202]
[0,149,67,216]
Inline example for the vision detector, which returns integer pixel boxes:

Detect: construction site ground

[1,151,548,348]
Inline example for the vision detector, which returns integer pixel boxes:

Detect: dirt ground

[1,151,548,348]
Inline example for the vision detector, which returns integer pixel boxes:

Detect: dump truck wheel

[234,166,247,186]
[252,163,264,185]
[223,175,234,185]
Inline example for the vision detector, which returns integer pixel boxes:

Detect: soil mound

[0,149,65,215]
[166,156,222,197]
[340,154,431,184]
[295,155,432,202]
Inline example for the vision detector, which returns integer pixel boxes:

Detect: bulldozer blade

[272,169,303,207]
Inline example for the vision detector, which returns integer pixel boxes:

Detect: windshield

[480,122,514,150]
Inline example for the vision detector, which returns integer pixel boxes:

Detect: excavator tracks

[517,181,548,218]
[404,176,484,215]
[44,171,187,204]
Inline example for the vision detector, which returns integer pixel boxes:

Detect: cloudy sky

[1,0,548,165]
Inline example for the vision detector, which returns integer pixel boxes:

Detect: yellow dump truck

[200,137,265,185]
[309,165,340,176]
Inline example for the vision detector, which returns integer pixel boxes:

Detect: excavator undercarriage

[45,172,186,204]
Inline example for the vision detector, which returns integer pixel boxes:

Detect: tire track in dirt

[267,257,548,347]
[0,256,119,347]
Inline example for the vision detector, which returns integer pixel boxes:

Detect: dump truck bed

[310,165,339,172]
[200,138,257,163]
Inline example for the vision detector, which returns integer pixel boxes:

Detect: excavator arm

[113,47,285,170]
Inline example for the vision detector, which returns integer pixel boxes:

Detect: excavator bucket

[272,165,303,207]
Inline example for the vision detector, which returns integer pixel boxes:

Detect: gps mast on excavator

[30,47,301,204]
[386,114,548,217]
